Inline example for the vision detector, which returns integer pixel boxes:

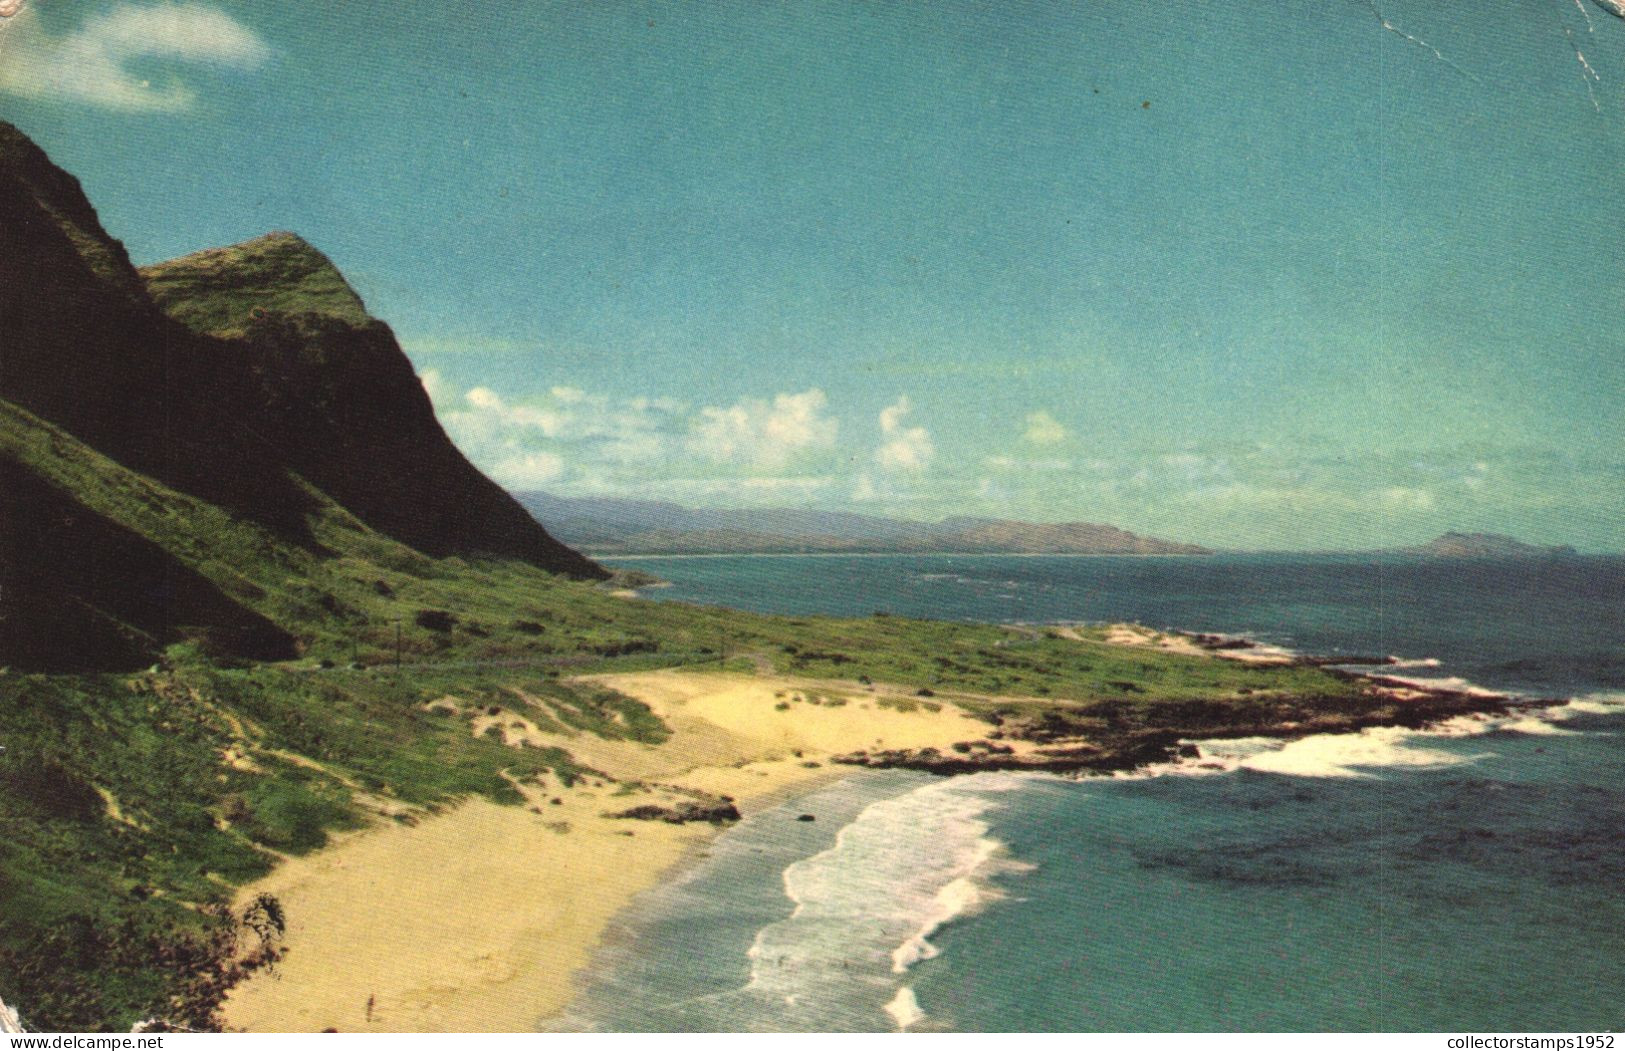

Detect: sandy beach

[220,670,989,1032]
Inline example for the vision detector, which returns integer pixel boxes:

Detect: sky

[2,0,1622,550]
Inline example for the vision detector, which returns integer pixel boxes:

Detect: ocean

[557,554,1625,1032]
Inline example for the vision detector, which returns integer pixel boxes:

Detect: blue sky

[3,0,1622,549]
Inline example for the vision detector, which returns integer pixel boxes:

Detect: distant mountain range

[1403,532,1578,559]
[514,491,1211,555]
[514,494,1587,560]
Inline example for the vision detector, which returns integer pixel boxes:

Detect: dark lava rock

[611,801,742,825]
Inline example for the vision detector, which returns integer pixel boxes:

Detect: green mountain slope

[140,232,372,337]
[0,119,601,675]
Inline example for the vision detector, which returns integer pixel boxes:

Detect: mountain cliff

[0,122,174,461]
[0,121,601,670]
[140,231,373,336]
[135,232,602,575]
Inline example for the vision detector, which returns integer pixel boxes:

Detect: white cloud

[688,388,838,469]
[1461,461,1491,491]
[488,451,564,487]
[425,376,848,497]
[440,382,681,470]
[976,477,1012,503]
[875,395,933,472]
[1159,452,1235,483]
[1023,410,1067,446]
[848,470,936,506]
[986,454,1072,473]
[419,368,450,406]
[1376,486,1436,510]
[0,3,272,112]
[465,386,503,411]
[651,476,836,502]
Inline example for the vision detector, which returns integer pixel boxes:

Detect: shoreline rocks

[832,664,1566,778]
[608,798,742,825]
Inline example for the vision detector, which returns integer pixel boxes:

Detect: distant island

[1403,532,1578,559]
[514,491,1211,556]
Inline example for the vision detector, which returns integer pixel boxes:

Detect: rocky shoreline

[832,638,1566,778]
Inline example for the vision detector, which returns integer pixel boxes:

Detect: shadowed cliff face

[0,120,602,668]
[138,234,605,577]
[0,122,326,539]
[0,458,297,671]
[0,122,162,455]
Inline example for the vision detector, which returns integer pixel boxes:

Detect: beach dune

[221,670,987,1032]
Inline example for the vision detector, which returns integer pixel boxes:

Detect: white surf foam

[884,986,925,1031]
[739,772,1037,1029]
[1378,673,1507,698]
[1388,657,1443,669]
[1203,726,1486,778]
[1495,716,1580,736]
[890,852,997,973]
[1549,692,1625,718]
[1117,726,1483,781]
[1119,685,1623,783]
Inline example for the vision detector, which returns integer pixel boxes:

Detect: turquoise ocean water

[556,554,1625,1032]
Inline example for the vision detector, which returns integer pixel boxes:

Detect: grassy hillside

[0,120,602,586]
[139,233,371,338]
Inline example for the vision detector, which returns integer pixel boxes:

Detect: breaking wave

[738,772,1035,1030]
[1122,687,1623,782]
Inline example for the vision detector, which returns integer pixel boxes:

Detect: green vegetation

[0,659,676,1029]
[138,232,371,338]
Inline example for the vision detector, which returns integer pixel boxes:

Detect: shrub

[1,761,103,822]
[414,609,457,632]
